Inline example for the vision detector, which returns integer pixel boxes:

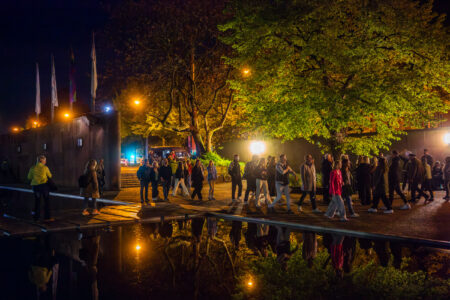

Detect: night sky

[0,0,448,133]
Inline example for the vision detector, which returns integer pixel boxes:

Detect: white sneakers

[384,209,394,214]
[399,203,411,210]
[312,208,322,213]
[368,208,377,213]
[350,213,360,217]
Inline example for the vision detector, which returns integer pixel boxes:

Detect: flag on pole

[51,54,58,122]
[91,33,97,112]
[35,63,41,119]
[69,48,76,111]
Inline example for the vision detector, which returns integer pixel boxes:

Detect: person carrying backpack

[137,159,151,205]
[80,159,100,216]
[27,155,53,222]
[243,155,259,205]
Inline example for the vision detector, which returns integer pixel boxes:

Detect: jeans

[255,179,271,206]
[151,181,159,200]
[269,182,291,210]
[32,184,51,220]
[342,195,355,215]
[244,179,256,203]
[162,179,171,200]
[325,194,346,219]
[192,183,203,200]
[83,197,97,210]
[297,190,317,209]
[173,178,189,196]
[389,180,407,204]
[140,181,149,203]
[208,180,216,199]
[231,177,242,200]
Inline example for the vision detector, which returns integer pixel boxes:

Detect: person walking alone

[389,151,409,210]
[228,154,242,201]
[297,155,320,213]
[268,154,297,214]
[159,158,172,202]
[137,159,151,205]
[324,160,348,221]
[81,159,100,216]
[27,155,53,222]
[172,161,190,197]
[255,157,271,207]
[355,156,371,205]
[321,154,333,205]
[341,158,359,217]
[191,159,204,200]
[207,160,218,200]
[368,157,393,214]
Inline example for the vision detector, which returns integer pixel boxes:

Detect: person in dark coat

[96,158,106,197]
[159,158,172,202]
[406,153,428,203]
[243,155,259,205]
[355,156,371,205]
[389,150,409,210]
[81,159,101,215]
[421,149,433,168]
[431,161,443,191]
[137,159,151,205]
[321,154,333,205]
[191,159,204,200]
[228,154,242,201]
[368,157,393,213]
[267,156,277,198]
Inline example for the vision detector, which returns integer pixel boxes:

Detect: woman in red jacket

[324,160,348,221]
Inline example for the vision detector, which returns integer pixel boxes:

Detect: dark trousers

[298,191,317,209]
[192,183,203,200]
[244,180,256,203]
[322,185,330,204]
[140,181,149,203]
[232,177,242,200]
[372,189,391,210]
[358,184,371,205]
[343,195,355,215]
[162,179,171,200]
[389,180,407,204]
[83,197,97,210]
[410,181,427,202]
[268,178,276,197]
[151,181,159,199]
[420,179,433,200]
[32,184,50,220]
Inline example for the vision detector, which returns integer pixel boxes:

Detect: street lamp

[133,99,141,106]
[12,127,19,133]
[443,132,450,145]
[242,67,251,77]
[250,141,266,155]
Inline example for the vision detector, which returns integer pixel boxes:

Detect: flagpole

[35,63,41,122]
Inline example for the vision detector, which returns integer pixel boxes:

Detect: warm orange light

[247,280,253,287]
[12,127,19,132]
[242,67,251,77]
[33,121,38,125]
[135,244,141,251]
[133,99,141,106]
[64,113,70,118]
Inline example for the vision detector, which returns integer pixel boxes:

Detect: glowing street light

[444,132,450,145]
[250,141,266,155]
[133,99,141,106]
[135,244,141,251]
[242,67,251,77]
[12,127,19,133]
[63,112,71,119]
[104,105,112,113]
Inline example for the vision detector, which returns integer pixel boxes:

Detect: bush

[200,151,232,167]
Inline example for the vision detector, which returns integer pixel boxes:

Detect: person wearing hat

[406,153,428,203]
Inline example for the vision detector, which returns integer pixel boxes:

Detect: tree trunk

[205,131,213,153]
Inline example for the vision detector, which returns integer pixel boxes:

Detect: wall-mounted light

[77,138,83,148]
[43,143,47,150]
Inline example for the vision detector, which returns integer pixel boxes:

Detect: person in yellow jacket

[27,155,53,222]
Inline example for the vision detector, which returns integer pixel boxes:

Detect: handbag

[46,178,58,191]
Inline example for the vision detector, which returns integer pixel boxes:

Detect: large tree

[220,0,450,156]
[103,0,239,154]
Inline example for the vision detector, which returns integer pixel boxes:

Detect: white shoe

[335,212,341,217]
[384,209,394,214]
[298,206,303,212]
[399,203,411,210]
[368,208,377,213]
[312,208,322,213]
[380,206,387,210]
[340,217,349,222]
[350,213,360,217]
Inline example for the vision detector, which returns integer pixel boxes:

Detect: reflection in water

[0,218,449,299]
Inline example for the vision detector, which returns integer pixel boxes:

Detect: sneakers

[368,208,377,213]
[92,209,100,215]
[349,213,360,217]
[399,203,411,210]
[312,208,322,213]
[383,209,394,214]
[82,209,90,216]
[380,206,387,210]
[340,217,349,222]
[297,206,303,212]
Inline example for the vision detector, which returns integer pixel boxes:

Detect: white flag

[51,54,58,107]
[91,33,97,101]
[35,63,41,116]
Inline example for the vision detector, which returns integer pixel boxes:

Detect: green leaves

[221,0,450,155]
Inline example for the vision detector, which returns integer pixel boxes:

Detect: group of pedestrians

[137,157,218,204]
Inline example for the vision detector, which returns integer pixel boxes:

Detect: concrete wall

[217,127,450,171]
[0,112,121,190]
